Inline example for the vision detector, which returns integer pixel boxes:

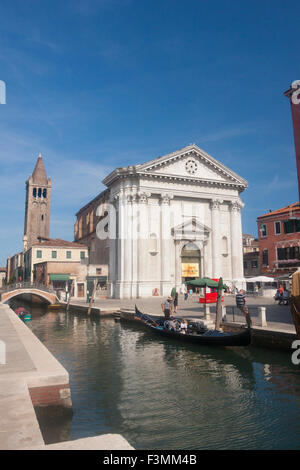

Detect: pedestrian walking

[183,284,188,301]
[236,289,252,328]
[173,291,178,313]
[171,287,176,299]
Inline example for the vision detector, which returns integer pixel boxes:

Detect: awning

[246,275,274,282]
[49,274,70,281]
[86,275,107,282]
[274,273,293,281]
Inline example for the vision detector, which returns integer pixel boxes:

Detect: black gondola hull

[146,323,251,346]
[121,307,251,347]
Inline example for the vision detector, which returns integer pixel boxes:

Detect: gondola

[129,306,251,347]
[15,307,31,322]
[47,303,61,310]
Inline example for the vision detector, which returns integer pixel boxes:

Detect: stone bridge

[0,283,58,305]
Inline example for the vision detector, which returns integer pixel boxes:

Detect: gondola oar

[135,305,160,327]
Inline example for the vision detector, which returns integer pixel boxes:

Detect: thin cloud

[262,174,297,195]
[198,125,256,144]
[26,35,62,54]
[50,158,112,205]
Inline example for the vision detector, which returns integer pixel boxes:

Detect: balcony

[273,259,300,269]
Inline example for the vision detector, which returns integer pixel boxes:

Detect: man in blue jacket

[236,289,252,328]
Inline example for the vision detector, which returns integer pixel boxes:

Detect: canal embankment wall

[0,303,71,449]
[0,303,72,409]
[63,300,297,353]
[222,323,297,351]
[0,303,133,450]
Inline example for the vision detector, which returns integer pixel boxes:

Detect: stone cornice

[137,171,246,189]
[104,169,246,190]
[102,166,138,187]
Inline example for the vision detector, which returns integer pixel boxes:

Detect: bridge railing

[0,282,56,294]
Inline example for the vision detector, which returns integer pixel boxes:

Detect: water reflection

[29,310,300,450]
[34,406,73,445]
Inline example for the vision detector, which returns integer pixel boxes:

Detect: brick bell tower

[23,154,51,250]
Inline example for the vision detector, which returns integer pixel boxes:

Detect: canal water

[28,309,300,450]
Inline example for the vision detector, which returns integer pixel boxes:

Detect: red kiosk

[199,278,224,304]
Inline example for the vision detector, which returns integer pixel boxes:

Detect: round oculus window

[185,159,198,174]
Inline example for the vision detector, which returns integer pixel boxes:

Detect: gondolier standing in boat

[161,296,173,320]
[236,289,252,328]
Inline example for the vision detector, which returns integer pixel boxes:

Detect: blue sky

[0,0,299,266]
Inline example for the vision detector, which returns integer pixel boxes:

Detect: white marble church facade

[101,145,247,299]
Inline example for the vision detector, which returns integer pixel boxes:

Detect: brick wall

[29,384,72,408]
[257,210,300,275]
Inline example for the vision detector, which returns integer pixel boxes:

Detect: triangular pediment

[172,217,210,240]
[136,145,247,187]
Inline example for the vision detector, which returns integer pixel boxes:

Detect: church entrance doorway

[181,242,201,284]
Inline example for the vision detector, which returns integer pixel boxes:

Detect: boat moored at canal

[120,306,251,347]
[15,307,31,322]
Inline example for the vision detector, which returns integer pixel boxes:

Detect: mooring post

[204,303,210,319]
[221,305,227,323]
[258,306,267,327]
[0,340,6,365]
[215,277,223,330]
[87,280,97,315]
[66,280,73,313]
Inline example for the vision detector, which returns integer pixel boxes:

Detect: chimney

[284,81,300,202]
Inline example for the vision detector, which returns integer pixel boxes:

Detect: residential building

[242,233,260,277]
[24,238,88,297]
[257,202,300,277]
[6,252,23,284]
[242,233,259,254]
[0,267,6,287]
[243,252,260,277]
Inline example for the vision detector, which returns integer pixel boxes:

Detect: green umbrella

[185,278,227,299]
[185,277,219,288]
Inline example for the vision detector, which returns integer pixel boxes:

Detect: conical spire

[32,153,48,184]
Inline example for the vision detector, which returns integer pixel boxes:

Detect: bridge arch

[1,288,58,305]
